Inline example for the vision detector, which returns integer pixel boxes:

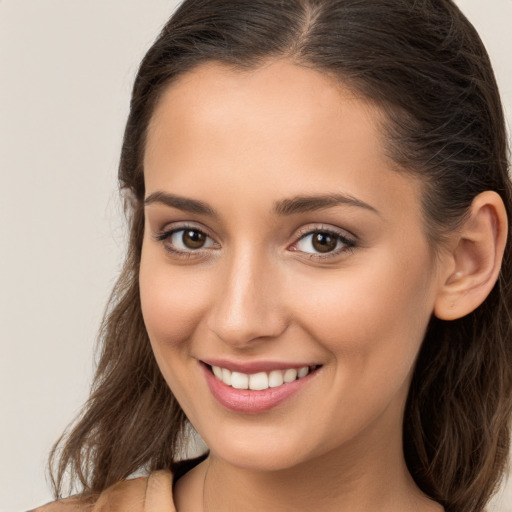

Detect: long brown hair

[50,1,512,511]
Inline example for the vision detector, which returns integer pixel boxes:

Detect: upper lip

[201,358,321,374]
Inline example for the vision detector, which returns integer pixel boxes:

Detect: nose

[206,249,288,348]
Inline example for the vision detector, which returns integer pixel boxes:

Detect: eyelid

[153,222,219,257]
[153,221,357,261]
[154,219,215,238]
[294,223,356,241]
[289,224,357,260]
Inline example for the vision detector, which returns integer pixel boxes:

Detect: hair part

[50,1,512,511]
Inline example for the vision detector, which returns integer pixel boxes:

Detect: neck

[174,390,444,512]
[200,416,441,512]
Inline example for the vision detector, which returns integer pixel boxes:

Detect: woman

[34,0,512,511]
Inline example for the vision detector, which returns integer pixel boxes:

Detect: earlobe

[434,191,508,321]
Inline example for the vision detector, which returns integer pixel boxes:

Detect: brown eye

[158,227,217,253]
[182,229,207,249]
[311,232,337,253]
[293,229,354,258]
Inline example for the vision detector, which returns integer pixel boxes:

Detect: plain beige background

[0,1,511,511]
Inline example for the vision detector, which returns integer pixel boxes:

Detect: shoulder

[28,495,95,512]
[29,470,175,512]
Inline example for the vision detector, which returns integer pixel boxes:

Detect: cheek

[291,249,435,371]
[139,248,214,411]
[139,250,212,349]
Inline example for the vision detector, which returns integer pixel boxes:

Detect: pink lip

[200,362,320,413]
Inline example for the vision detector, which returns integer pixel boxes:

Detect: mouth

[206,363,321,391]
[200,361,322,413]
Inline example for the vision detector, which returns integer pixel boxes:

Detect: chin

[199,426,318,472]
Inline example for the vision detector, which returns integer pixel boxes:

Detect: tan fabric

[30,470,176,512]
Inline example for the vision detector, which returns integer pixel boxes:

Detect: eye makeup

[153,222,357,262]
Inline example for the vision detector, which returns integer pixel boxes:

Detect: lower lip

[201,363,319,413]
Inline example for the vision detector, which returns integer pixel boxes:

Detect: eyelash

[154,224,356,261]
[291,226,356,260]
[154,224,218,260]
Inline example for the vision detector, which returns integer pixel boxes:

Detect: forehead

[143,60,421,224]
[146,60,378,161]
[150,59,364,125]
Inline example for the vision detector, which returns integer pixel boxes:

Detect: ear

[434,191,508,321]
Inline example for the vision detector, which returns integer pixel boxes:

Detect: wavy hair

[50,1,512,511]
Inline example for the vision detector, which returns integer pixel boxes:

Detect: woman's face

[140,60,444,471]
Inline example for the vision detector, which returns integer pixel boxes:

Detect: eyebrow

[145,191,217,216]
[144,191,379,217]
[273,193,379,216]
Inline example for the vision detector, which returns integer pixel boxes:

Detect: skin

[139,60,506,511]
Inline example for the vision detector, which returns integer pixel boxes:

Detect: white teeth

[268,370,284,388]
[283,368,298,383]
[221,368,232,386]
[210,365,313,390]
[297,366,309,378]
[249,372,268,391]
[231,371,249,389]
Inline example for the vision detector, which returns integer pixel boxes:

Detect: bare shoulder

[28,495,95,512]
[28,470,175,512]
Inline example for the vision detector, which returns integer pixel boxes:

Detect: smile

[201,362,322,413]
[210,365,314,390]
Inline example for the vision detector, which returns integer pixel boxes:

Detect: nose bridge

[207,243,287,347]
